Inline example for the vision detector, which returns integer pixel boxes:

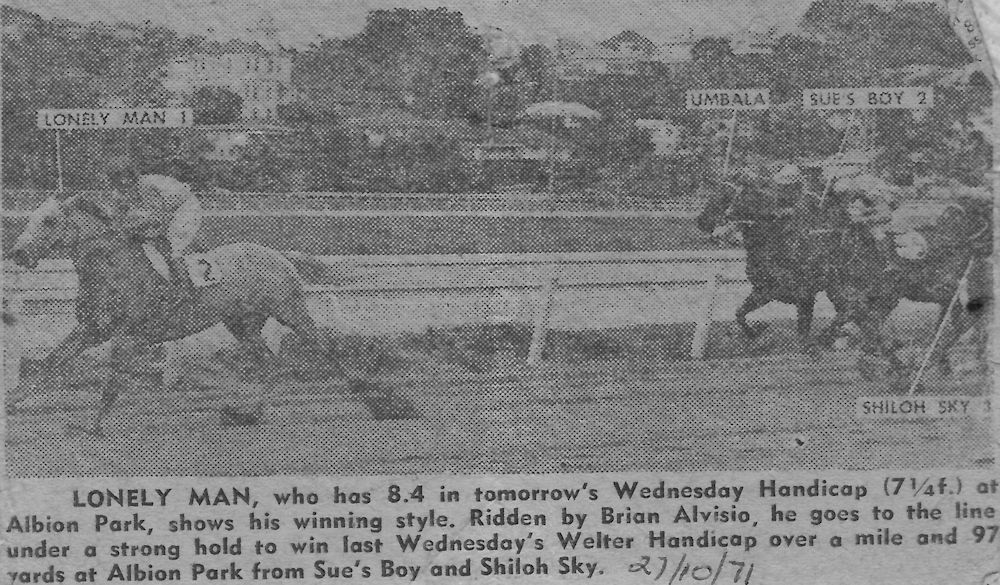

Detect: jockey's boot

[167,255,194,293]
[152,238,192,294]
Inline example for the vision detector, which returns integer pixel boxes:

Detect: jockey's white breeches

[167,197,203,257]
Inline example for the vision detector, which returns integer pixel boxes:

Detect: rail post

[3,272,24,397]
[690,271,722,360]
[527,266,558,366]
[907,259,975,395]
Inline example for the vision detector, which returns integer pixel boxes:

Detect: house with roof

[340,107,475,147]
[557,31,666,77]
[557,30,698,78]
[163,18,293,123]
[197,123,291,161]
[1,6,40,42]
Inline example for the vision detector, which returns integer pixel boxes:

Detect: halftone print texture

[1,0,995,476]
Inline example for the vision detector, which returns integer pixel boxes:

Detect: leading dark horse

[6,193,353,435]
[696,177,850,354]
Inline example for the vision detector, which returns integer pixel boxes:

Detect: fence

[2,189,706,216]
[4,250,793,366]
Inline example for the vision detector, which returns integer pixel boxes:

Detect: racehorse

[5,193,354,436]
[696,177,848,354]
[822,194,992,377]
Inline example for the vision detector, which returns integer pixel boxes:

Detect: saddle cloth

[892,230,928,261]
[139,244,226,288]
[182,252,227,287]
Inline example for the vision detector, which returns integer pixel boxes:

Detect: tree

[519,44,554,103]
[800,0,969,84]
[344,8,483,119]
[690,37,743,87]
[769,34,832,101]
[189,86,243,125]
[2,7,190,187]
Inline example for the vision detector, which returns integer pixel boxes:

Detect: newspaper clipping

[1,0,998,583]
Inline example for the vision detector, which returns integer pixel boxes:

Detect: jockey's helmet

[105,155,140,193]
[773,164,803,185]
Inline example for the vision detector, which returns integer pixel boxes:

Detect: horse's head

[697,177,758,236]
[7,195,111,269]
[697,180,740,233]
[955,196,993,255]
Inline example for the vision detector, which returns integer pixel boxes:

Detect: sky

[3,0,919,48]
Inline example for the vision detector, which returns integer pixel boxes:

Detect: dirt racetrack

[6,347,992,477]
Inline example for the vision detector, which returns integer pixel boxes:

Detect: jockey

[108,170,203,285]
[771,163,803,217]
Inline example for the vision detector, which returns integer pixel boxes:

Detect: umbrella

[817,148,884,179]
[523,101,601,120]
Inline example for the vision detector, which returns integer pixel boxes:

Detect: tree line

[1,0,991,194]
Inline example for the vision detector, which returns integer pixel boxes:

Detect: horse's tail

[281,251,362,286]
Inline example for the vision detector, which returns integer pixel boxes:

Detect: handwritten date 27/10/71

[629,551,754,584]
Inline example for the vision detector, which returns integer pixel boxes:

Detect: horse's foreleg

[930,299,985,376]
[736,289,772,340]
[10,324,99,408]
[855,302,904,374]
[270,295,345,380]
[815,289,851,347]
[86,336,140,438]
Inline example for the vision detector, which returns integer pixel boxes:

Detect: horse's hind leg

[736,289,771,340]
[270,294,345,379]
[223,313,274,379]
[796,295,819,358]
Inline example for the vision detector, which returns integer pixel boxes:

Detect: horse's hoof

[66,423,105,439]
[743,323,769,340]
[802,344,822,361]
[889,372,913,394]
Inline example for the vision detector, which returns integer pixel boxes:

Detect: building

[193,124,290,161]
[557,31,668,78]
[556,31,697,78]
[1,6,40,42]
[556,28,774,80]
[163,18,292,123]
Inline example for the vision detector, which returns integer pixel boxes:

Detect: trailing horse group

[696,169,992,380]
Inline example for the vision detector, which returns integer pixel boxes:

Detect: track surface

[6,352,991,477]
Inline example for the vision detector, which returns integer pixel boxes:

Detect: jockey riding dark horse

[696,165,849,354]
[824,191,992,374]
